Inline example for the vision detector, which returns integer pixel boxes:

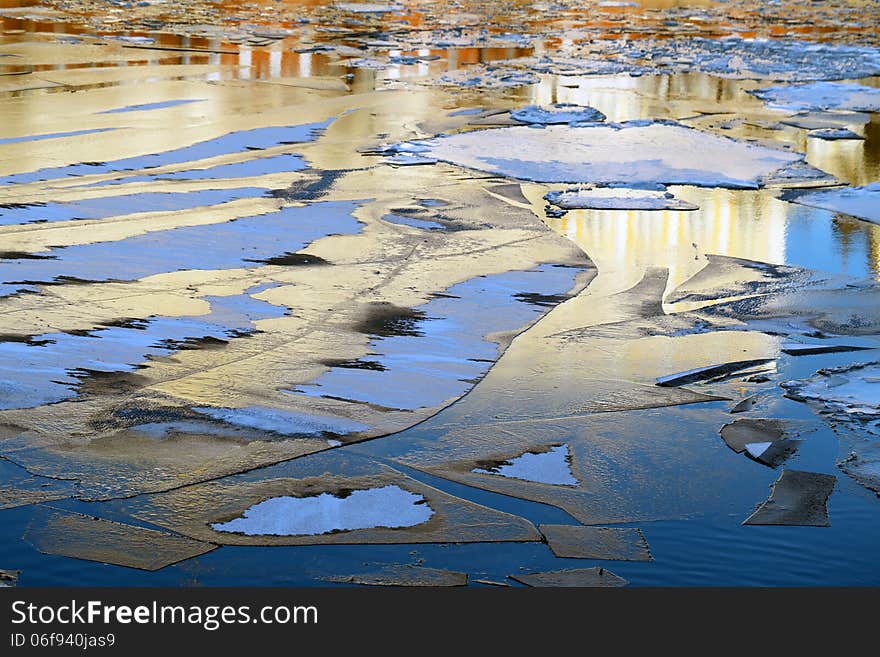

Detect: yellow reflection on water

[533,186,789,290]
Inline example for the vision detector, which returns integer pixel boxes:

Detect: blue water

[0,199,364,297]
[97,99,206,114]
[0,187,265,226]
[0,128,117,146]
[0,284,288,410]
[90,153,308,186]
[0,120,331,185]
[291,265,581,410]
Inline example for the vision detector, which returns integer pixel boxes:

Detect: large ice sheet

[750,82,880,112]
[422,122,816,188]
[781,184,880,225]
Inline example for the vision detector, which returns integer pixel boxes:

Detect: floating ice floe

[0,570,18,587]
[0,286,288,410]
[783,363,880,494]
[419,121,826,188]
[749,82,880,112]
[24,509,216,571]
[780,343,873,356]
[730,395,759,414]
[334,3,402,13]
[539,524,652,561]
[324,565,467,587]
[781,362,880,418]
[501,55,654,78]
[656,358,775,386]
[510,567,628,587]
[437,66,540,89]
[781,111,871,132]
[807,128,863,141]
[510,103,606,126]
[545,187,699,211]
[607,37,880,81]
[0,199,364,297]
[473,445,578,486]
[780,184,880,225]
[719,418,800,468]
[743,469,835,526]
[210,485,434,536]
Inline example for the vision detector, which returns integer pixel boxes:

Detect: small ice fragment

[750,82,880,112]
[545,187,698,211]
[781,184,880,226]
[807,128,863,141]
[510,103,606,125]
[422,122,814,188]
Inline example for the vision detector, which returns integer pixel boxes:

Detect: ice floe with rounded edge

[210,485,434,536]
[420,120,824,188]
[807,128,863,141]
[545,187,699,211]
[749,82,880,112]
[782,362,880,418]
[473,445,578,486]
[510,103,606,126]
[780,183,880,226]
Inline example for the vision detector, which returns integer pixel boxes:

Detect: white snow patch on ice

[745,442,772,458]
[473,444,578,486]
[510,103,605,125]
[210,485,434,536]
[785,183,880,225]
[421,122,812,188]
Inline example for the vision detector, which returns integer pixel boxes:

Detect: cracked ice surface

[210,485,434,536]
[421,122,816,188]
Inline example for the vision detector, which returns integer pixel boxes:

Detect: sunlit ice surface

[1,0,880,587]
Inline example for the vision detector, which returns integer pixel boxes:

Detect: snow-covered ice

[750,82,880,112]
[211,485,434,535]
[782,183,880,225]
[545,187,699,211]
[473,445,578,486]
[421,121,819,188]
